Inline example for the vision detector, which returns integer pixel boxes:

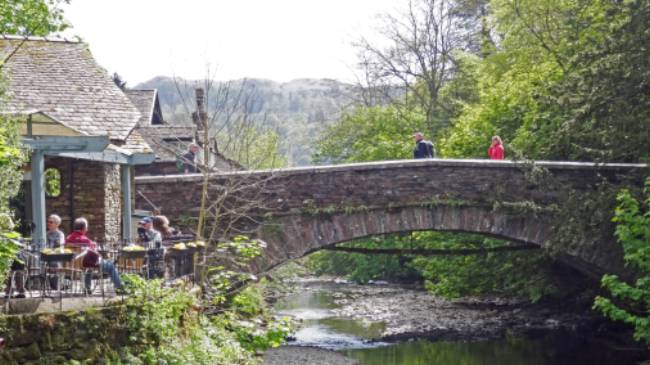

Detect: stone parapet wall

[135,159,646,222]
[135,161,179,176]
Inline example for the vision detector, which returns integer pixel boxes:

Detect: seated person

[66,217,123,293]
[46,214,65,249]
[152,215,180,240]
[137,217,162,249]
[45,214,66,289]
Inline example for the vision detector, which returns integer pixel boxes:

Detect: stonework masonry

[44,157,123,243]
[135,159,648,278]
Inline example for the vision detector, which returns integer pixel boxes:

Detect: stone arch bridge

[135,159,647,278]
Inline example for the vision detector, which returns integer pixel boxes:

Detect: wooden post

[30,150,46,247]
[121,164,132,241]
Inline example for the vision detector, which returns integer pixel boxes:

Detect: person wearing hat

[413,132,436,159]
[137,217,162,250]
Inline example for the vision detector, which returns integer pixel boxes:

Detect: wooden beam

[323,244,540,256]
[54,150,155,165]
[21,135,109,151]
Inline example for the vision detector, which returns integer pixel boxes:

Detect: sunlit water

[274,283,646,365]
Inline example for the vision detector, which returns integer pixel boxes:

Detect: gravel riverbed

[262,278,598,364]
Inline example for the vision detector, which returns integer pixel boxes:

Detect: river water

[273,281,645,365]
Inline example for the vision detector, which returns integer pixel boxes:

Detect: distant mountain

[135,76,360,166]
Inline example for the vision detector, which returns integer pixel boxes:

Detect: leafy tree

[354,0,478,139]
[594,179,650,345]
[440,0,649,162]
[410,232,554,301]
[218,122,287,169]
[0,81,26,284]
[0,0,65,284]
[313,105,425,164]
[0,0,69,36]
[535,0,650,162]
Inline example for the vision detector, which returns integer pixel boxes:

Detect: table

[39,252,74,307]
[117,249,148,277]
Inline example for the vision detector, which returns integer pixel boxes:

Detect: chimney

[192,88,208,131]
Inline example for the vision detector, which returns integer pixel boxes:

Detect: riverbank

[262,277,650,364]
[287,278,594,342]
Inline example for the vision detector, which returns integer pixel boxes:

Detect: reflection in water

[344,337,638,365]
[276,288,385,349]
[275,284,642,365]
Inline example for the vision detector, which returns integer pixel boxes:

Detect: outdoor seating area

[2,235,202,313]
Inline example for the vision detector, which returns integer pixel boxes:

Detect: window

[45,168,61,198]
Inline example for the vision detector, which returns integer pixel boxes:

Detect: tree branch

[324,243,540,256]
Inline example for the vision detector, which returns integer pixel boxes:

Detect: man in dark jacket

[182,143,200,173]
[413,132,435,159]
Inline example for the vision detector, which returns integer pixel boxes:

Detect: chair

[117,251,148,277]
[64,247,105,297]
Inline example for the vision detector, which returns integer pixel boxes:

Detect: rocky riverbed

[326,281,595,342]
[262,278,612,364]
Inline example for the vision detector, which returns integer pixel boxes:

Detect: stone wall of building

[103,163,122,243]
[44,157,123,243]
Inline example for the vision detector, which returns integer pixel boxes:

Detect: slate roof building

[124,89,242,176]
[0,35,154,244]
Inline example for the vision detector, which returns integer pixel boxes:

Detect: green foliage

[440,0,650,162]
[594,178,650,345]
[0,82,25,285]
[313,105,426,164]
[101,275,256,365]
[44,167,61,197]
[307,235,421,283]
[308,231,554,301]
[218,122,287,169]
[123,275,197,346]
[0,0,69,36]
[411,233,554,301]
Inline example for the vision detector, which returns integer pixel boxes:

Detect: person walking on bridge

[413,132,435,159]
[488,136,505,160]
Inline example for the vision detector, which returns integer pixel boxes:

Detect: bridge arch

[255,205,552,270]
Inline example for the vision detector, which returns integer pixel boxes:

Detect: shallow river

[273,282,644,365]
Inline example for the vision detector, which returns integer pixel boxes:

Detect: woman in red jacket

[488,136,505,160]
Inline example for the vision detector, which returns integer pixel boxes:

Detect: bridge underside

[253,205,625,279]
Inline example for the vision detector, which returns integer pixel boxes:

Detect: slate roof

[125,89,157,126]
[0,35,141,141]
[135,125,194,162]
[119,129,154,155]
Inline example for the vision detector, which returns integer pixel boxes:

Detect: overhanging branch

[323,244,540,256]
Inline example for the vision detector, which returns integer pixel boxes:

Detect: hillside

[135,76,360,166]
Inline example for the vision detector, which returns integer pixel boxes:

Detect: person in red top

[488,135,505,160]
[66,217,123,293]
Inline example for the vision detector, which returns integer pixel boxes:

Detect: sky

[60,0,401,85]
